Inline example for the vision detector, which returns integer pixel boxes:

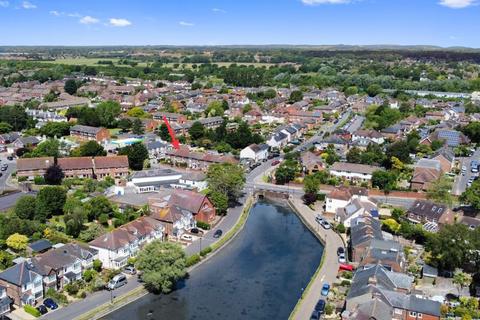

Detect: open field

[33,58,148,67]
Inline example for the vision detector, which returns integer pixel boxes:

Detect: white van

[106,274,127,290]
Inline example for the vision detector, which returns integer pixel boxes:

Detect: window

[409,311,417,317]
[417,313,422,318]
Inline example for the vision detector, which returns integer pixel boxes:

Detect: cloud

[109,18,132,27]
[49,10,60,16]
[438,0,476,8]
[21,1,36,9]
[67,12,81,18]
[80,15,99,25]
[212,8,226,13]
[301,0,351,4]
[0,1,9,8]
[179,21,194,27]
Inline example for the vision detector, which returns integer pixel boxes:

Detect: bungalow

[421,129,470,148]
[0,261,43,307]
[315,135,349,156]
[410,159,442,191]
[329,162,381,183]
[432,147,455,173]
[70,124,110,142]
[16,157,54,180]
[240,144,269,162]
[11,136,41,151]
[407,200,456,226]
[301,152,325,174]
[89,216,164,269]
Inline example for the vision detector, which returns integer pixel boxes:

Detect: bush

[45,288,68,305]
[92,259,102,272]
[33,176,45,185]
[18,176,27,182]
[199,246,212,257]
[64,282,80,295]
[186,254,201,267]
[196,221,211,230]
[98,213,109,226]
[24,305,41,317]
[316,193,326,201]
[335,223,346,234]
[83,269,96,283]
[340,279,351,286]
[325,303,334,315]
[341,271,353,279]
[77,291,87,299]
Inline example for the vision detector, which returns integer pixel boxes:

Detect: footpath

[288,196,343,320]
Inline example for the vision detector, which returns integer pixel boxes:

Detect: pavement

[288,196,343,320]
[453,148,480,196]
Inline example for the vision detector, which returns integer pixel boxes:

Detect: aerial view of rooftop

[0,0,480,319]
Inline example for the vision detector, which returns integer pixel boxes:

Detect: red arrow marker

[162,116,181,150]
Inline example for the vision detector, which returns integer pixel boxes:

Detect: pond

[104,200,323,320]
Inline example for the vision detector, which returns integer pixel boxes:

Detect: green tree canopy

[64,79,78,95]
[118,142,148,171]
[35,186,67,221]
[206,163,245,203]
[135,241,187,294]
[15,195,37,220]
[95,100,121,128]
[44,164,65,185]
[72,140,107,157]
[39,122,71,138]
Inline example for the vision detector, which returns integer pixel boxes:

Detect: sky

[0,0,480,47]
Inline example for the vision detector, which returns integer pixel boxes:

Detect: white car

[338,253,346,263]
[320,220,331,230]
[181,234,193,241]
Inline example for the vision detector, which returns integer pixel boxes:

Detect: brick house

[57,157,94,179]
[168,189,216,224]
[407,200,456,226]
[16,157,54,179]
[0,261,43,307]
[93,156,129,180]
[70,124,110,142]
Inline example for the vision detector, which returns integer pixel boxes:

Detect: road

[453,148,480,196]
[288,196,343,320]
[0,154,17,192]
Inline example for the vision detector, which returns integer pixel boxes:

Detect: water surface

[105,200,323,320]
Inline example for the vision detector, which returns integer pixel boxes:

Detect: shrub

[24,305,41,317]
[18,176,27,182]
[77,291,87,299]
[98,213,109,226]
[83,269,96,283]
[325,303,334,315]
[127,257,136,266]
[186,254,201,267]
[92,259,102,272]
[316,193,326,201]
[335,223,346,234]
[34,176,45,185]
[342,271,353,279]
[91,277,106,292]
[64,282,80,295]
[45,288,68,305]
[199,246,212,257]
[196,221,211,230]
[340,279,352,286]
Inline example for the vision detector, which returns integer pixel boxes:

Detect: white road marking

[320,275,325,282]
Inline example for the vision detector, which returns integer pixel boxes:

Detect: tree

[188,121,205,140]
[275,162,297,185]
[135,241,187,294]
[205,101,225,117]
[127,107,148,118]
[453,271,472,296]
[346,147,362,163]
[131,118,145,135]
[95,101,121,128]
[462,122,480,143]
[427,176,454,208]
[118,118,132,133]
[72,140,107,157]
[64,79,78,95]
[40,122,71,138]
[25,139,60,158]
[366,84,383,97]
[64,208,85,238]
[207,190,228,215]
[15,195,37,220]
[79,224,106,242]
[118,142,148,171]
[372,170,397,192]
[0,122,13,134]
[460,180,480,210]
[6,233,28,251]
[206,163,245,204]
[44,164,65,185]
[289,90,303,103]
[304,174,321,195]
[35,186,67,221]
[87,196,114,221]
[157,123,171,142]
[0,105,30,131]
[0,251,14,270]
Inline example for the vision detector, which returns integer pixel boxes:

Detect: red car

[339,263,354,272]
[271,160,280,166]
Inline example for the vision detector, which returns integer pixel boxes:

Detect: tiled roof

[58,157,94,170]
[17,157,54,171]
[93,155,129,169]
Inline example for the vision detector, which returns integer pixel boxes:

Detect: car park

[213,229,223,238]
[37,305,48,315]
[321,283,330,296]
[124,265,137,275]
[43,298,58,310]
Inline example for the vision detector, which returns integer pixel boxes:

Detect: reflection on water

[104,200,323,320]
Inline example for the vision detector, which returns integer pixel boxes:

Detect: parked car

[6,155,13,161]
[190,228,200,234]
[124,265,137,275]
[338,253,346,263]
[181,234,193,241]
[321,283,330,296]
[339,263,355,272]
[43,298,58,310]
[107,274,127,290]
[271,160,281,166]
[314,299,326,313]
[213,229,223,238]
[310,310,320,320]
[337,247,345,256]
[37,305,48,315]
[320,220,331,230]
[315,216,324,224]
[0,164,7,171]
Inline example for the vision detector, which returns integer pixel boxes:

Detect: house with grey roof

[0,285,12,317]
[240,143,269,162]
[0,261,44,307]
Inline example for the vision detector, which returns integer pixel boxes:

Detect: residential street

[453,148,480,196]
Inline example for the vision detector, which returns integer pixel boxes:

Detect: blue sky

[0,0,479,47]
